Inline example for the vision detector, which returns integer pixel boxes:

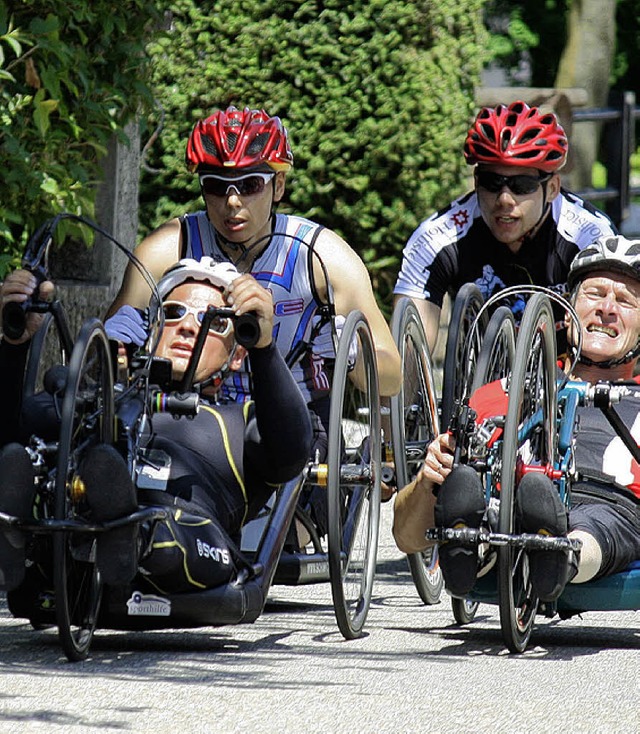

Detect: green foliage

[141,0,489,306]
[0,0,164,275]
[484,0,567,86]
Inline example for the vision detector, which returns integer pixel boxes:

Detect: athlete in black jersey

[394,100,617,349]
[0,259,312,593]
[393,234,640,602]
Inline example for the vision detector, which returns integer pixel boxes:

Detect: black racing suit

[0,339,313,593]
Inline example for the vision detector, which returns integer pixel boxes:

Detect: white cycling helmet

[568,235,640,290]
[157,257,240,299]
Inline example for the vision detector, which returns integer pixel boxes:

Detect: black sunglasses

[475,171,552,196]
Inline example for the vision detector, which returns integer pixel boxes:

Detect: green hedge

[0,0,163,274]
[142,0,489,306]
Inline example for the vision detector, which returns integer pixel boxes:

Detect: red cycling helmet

[463,100,568,173]
[186,106,293,173]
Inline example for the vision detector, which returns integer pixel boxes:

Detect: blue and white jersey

[180,211,329,404]
[394,188,617,313]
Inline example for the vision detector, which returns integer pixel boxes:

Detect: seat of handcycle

[8,473,305,633]
[96,472,306,631]
[556,559,640,613]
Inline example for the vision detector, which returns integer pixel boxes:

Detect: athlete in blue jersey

[108,106,401,405]
[394,101,617,349]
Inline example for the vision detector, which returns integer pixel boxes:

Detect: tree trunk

[555,0,617,189]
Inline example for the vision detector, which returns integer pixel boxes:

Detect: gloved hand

[311,315,358,365]
[104,305,149,345]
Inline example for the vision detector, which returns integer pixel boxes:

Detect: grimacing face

[155,281,243,384]
[569,270,640,365]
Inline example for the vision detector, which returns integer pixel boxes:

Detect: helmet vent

[247,132,270,155]
[479,123,496,143]
[201,135,219,157]
[227,132,238,152]
[521,129,542,144]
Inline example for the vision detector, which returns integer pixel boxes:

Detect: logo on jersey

[196,538,231,565]
[274,298,304,317]
[451,209,470,228]
[474,265,526,318]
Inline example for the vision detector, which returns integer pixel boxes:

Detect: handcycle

[427,286,640,652]
[0,214,382,659]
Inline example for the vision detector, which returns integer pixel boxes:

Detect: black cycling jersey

[395,189,617,315]
[0,339,312,540]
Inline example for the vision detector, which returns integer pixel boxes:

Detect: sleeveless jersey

[180,211,329,404]
[394,189,617,319]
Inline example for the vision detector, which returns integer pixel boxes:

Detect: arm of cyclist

[106,219,183,316]
[393,295,442,353]
[1,269,55,344]
[312,229,402,397]
[0,270,55,446]
[235,275,313,483]
[392,432,455,554]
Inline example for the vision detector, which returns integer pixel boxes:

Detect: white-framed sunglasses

[199,172,275,197]
[162,301,233,337]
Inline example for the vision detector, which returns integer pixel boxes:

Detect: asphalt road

[0,505,638,734]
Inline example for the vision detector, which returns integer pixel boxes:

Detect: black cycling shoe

[434,465,485,597]
[0,443,35,591]
[80,444,139,586]
[516,472,570,602]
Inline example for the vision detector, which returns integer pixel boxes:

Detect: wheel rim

[390,298,442,604]
[327,312,381,638]
[54,320,114,661]
[498,294,557,653]
[441,284,487,428]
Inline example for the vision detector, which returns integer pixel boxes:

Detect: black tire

[498,294,557,653]
[452,307,516,626]
[441,283,488,429]
[390,298,442,605]
[470,307,516,393]
[452,597,480,625]
[23,312,70,399]
[53,320,114,661]
[327,311,381,639]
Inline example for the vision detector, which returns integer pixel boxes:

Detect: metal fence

[573,90,640,228]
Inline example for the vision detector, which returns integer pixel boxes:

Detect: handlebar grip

[234,312,260,349]
[2,301,30,341]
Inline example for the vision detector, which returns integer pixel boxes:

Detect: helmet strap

[190,344,239,395]
[577,340,640,369]
[516,182,552,245]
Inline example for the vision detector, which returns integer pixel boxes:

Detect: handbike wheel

[390,298,442,605]
[54,319,114,661]
[327,311,381,639]
[441,283,487,429]
[453,307,516,625]
[470,306,516,392]
[24,312,70,398]
[498,294,557,653]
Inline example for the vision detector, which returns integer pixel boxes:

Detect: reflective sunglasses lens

[477,172,543,195]
[199,174,272,197]
[162,303,187,321]
[200,177,230,196]
[207,315,230,335]
[237,175,267,195]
